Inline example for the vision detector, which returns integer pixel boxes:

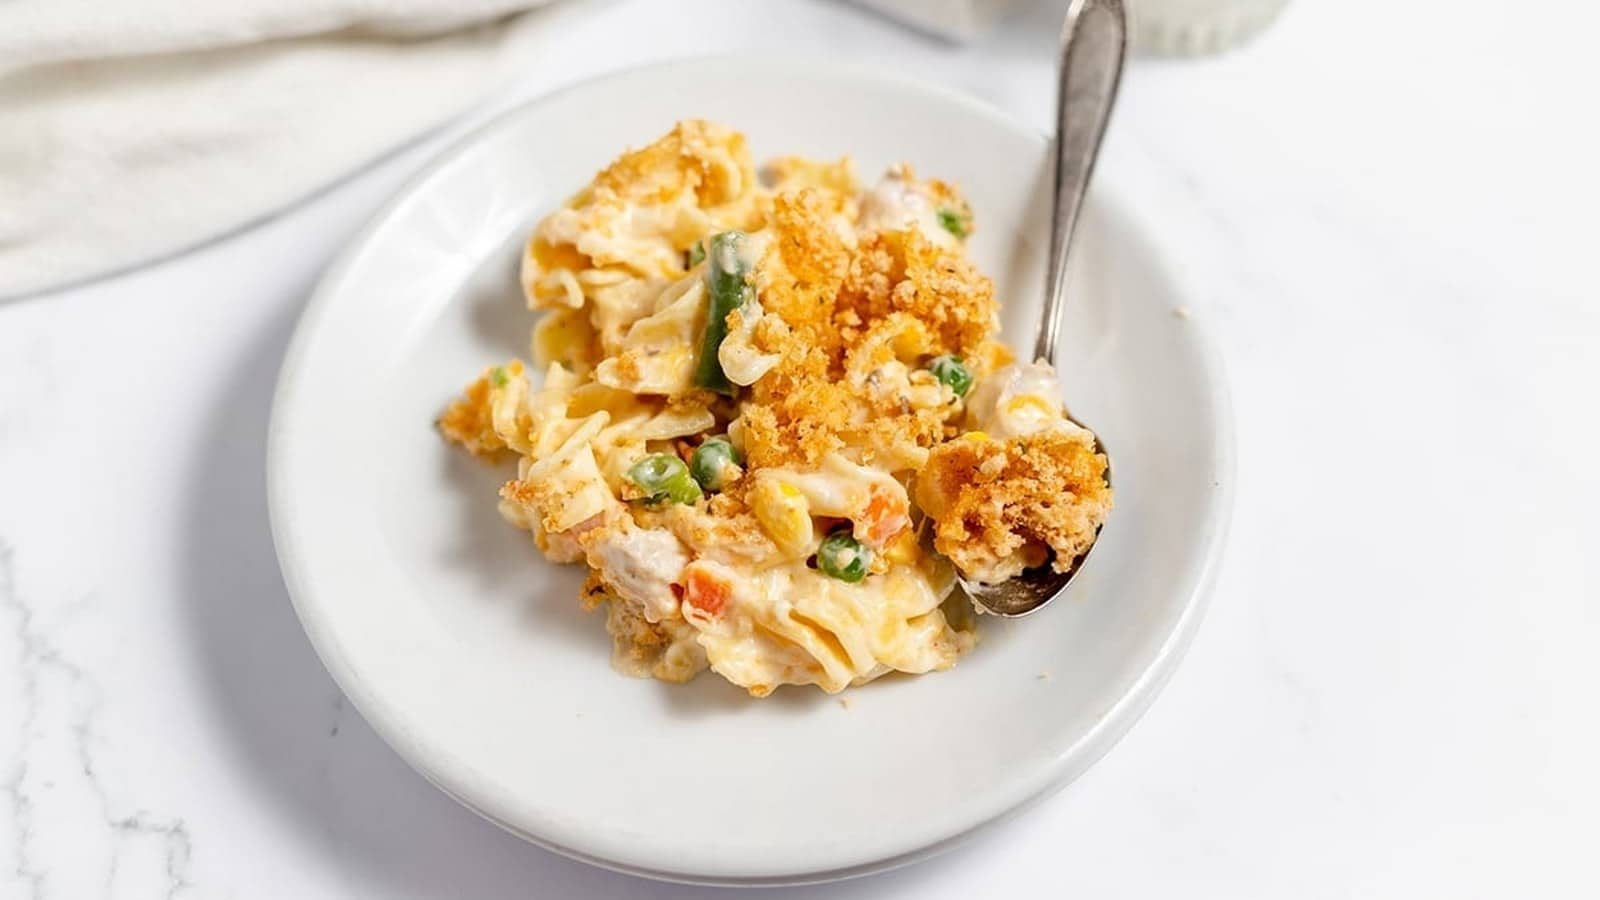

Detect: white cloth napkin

[0,0,559,298]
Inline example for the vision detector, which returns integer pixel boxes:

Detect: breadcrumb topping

[916,430,1112,582]
[437,363,517,460]
[593,119,756,208]
[735,189,1001,471]
[837,228,997,356]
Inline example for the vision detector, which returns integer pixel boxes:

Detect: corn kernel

[753,480,814,555]
[1002,395,1056,427]
[1004,395,1053,415]
[884,528,919,566]
[962,431,989,442]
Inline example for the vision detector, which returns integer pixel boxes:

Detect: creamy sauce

[858,169,958,248]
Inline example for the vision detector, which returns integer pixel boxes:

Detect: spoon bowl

[957,424,1113,616]
[961,0,1126,617]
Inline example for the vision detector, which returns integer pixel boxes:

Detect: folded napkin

[0,0,558,298]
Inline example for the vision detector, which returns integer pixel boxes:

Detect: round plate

[268,56,1233,885]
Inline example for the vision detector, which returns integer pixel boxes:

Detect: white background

[2,0,1597,897]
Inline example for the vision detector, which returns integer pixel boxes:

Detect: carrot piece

[858,486,910,548]
[682,564,731,617]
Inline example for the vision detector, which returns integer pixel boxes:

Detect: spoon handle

[1035,0,1127,365]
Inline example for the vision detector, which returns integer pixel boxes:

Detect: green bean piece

[693,231,751,396]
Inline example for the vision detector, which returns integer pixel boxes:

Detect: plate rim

[267,53,1237,886]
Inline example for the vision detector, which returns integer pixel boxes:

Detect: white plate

[268,57,1234,885]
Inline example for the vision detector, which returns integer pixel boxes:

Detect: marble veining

[1,541,193,899]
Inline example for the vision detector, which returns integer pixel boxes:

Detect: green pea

[928,355,973,397]
[817,529,870,583]
[627,453,702,505]
[690,437,742,492]
[491,366,509,388]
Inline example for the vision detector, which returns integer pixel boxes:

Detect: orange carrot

[682,563,731,617]
[857,486,910,548]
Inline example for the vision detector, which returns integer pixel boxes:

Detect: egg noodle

[440,121,1111,696]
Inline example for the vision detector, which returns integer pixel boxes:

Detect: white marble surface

[2,0,1596,897]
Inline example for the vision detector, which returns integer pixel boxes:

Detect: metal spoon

[957,0,1126,617]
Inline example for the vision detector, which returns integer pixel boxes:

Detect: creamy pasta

[439,121,1112,696]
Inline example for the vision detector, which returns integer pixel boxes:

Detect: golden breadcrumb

[593,119,755,208]
[752,189,852,341]
[838,228,998,356]
[437,365,514,460]
[924,174,973,238]
[762,155,860,220]
[501,461,599,537]
[522,119,767,313]
[648,491,781,565]
[732,188,1000,471]
[916,430,1112,578]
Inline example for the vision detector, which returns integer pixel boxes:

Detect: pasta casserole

[439,121,1111,696]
